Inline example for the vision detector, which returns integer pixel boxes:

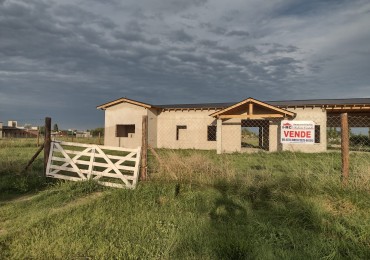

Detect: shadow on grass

[177,174,369,259]
[0,158,49,202]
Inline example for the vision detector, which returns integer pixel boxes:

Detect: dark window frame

[176,125,187,140]
[116,124,135,137]
[315,125,320,143]
[207,125,217,141]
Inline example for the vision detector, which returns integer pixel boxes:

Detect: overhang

[97,97,153,110]
[210,97,295,119]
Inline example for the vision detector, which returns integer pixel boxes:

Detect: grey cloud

[226,30,250,37]
[54,4,116,29]
[168,29,194,42]
[275,0,352,17]
[0,0,369,129]
[200,23,227,35]
[198,39,219,48]
[113,31,161,45]
[265,43,299,54]
[151,0,208,13]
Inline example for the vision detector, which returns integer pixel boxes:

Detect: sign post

[281,120,315,144]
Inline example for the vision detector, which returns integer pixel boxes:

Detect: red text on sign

[283,131,312,138]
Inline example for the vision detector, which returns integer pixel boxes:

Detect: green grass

[0,139,369,259]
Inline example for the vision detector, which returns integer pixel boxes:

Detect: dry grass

[150,150,236,185]
[1,142,370,258]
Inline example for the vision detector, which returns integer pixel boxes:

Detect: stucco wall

[156,110,218,150]
[104,102,147,148]
[147,108,158,148]
[102,102,327,153]
[268,121,281,152]
[221,118,242,153]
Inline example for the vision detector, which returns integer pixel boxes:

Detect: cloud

[168,29,194,42]
[0,0,369,128]
[226,30,250,37]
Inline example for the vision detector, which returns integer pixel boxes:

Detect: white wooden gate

[46,141,141,189]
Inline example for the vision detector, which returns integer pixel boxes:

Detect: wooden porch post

[217,119,222,154]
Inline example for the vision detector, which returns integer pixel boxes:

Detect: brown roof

[98,97,370,110]
[156,98,370,109]
[97,97,152,110]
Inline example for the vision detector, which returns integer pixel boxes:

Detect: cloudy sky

[0,0,369,129]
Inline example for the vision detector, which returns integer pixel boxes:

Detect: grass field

[0,138,369,259]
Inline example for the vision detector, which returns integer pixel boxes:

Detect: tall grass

[150,150,236,185]
[0,141,369,259]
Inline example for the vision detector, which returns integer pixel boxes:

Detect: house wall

[280,107,327,153]
[147,108,158,148]
[104,102,147,148]
[102,102,327,153]
[156,109,218,150]
[268,121,281,152]
[221,118,242,153]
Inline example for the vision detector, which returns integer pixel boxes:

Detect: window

[176,125,187,140]
[116,124,135,137]
[207,125,217,141]
[315,125,320,143]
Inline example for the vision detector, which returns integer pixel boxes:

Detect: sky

[0,0,369,129]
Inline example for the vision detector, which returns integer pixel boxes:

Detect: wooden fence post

[140,115,148,180]
[44,117,51,176]
[341,113,349,185]
[37,128,40,147]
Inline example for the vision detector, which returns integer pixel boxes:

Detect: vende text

[283,131,312,138]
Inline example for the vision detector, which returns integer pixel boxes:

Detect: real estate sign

[281,120,315,144]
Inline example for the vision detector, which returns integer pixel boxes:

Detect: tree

[90,127,104,137]
[53,124,59,132]
[39,126,45,135]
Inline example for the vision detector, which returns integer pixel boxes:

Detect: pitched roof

[209,97,295,118]
[97,97,152,110]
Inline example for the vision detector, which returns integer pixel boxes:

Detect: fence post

[140,115,148,180]
[341,113,349,185]
[44,117,51,176]
[37,128,40,147]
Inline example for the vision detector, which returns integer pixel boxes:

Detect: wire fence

[146,113,370,183]
[1,114,369,185]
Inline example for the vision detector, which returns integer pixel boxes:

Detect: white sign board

[281,120,315,144]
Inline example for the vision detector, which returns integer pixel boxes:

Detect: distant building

[76,131,92,138]
[8,120,17,128]
[1,120,39,138]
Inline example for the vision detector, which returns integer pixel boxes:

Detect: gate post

[140,115,148,180]
[44,117,51,176]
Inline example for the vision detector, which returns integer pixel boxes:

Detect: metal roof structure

[155,98,370,109]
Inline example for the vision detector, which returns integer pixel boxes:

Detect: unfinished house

[97,97,370,153]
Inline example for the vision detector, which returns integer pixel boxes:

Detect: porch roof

[209,97,295,119]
